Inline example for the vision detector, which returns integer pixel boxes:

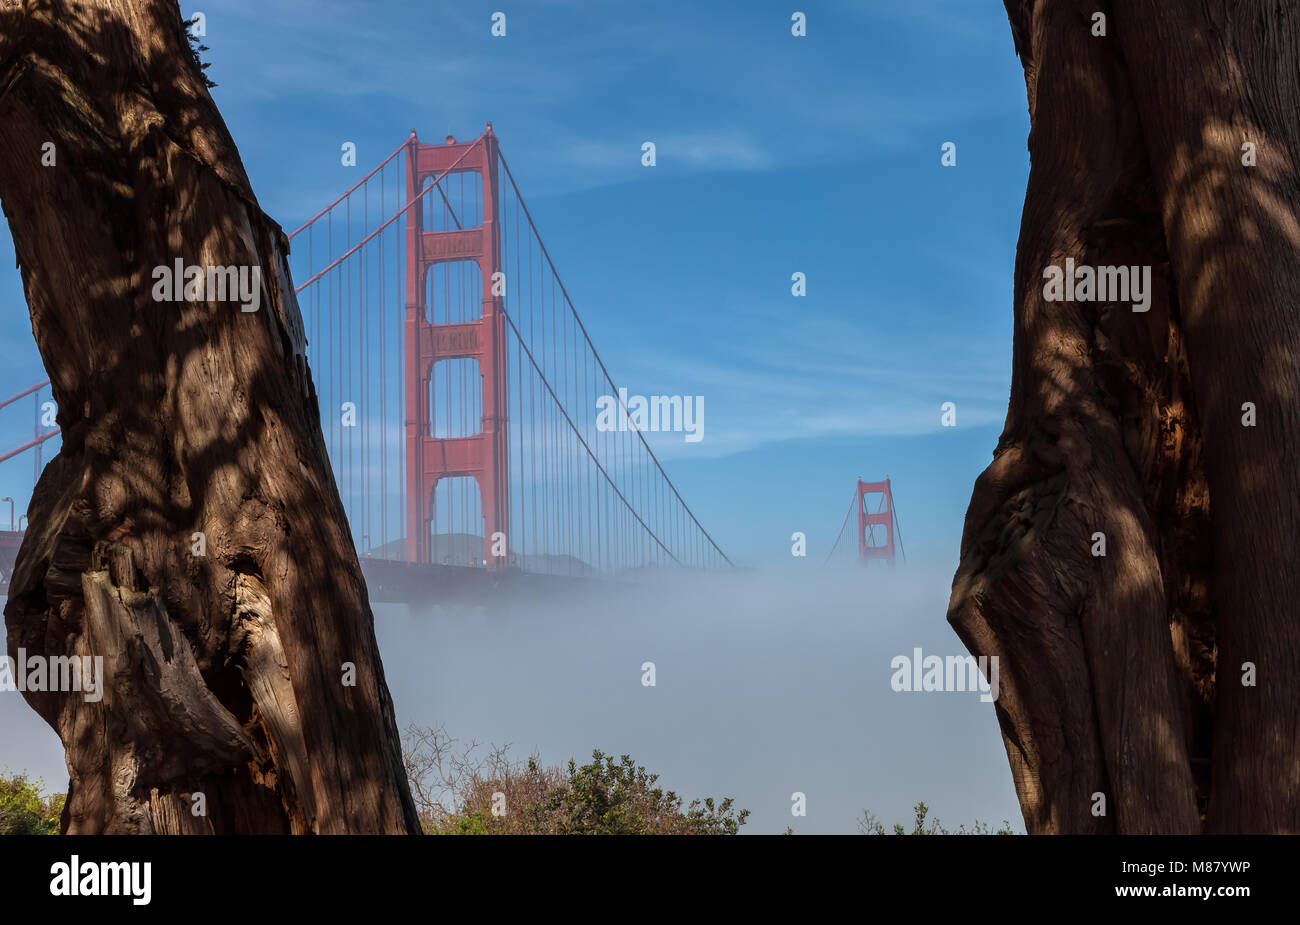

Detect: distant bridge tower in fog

[856,478,898,566]
[826,477,904,567]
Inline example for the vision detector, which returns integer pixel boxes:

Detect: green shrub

[405,725,747,835]
[859,801,1016,835]
[0,770,64,835]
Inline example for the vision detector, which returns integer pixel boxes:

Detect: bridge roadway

[0,530,598,605]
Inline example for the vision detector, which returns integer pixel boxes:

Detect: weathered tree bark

[0,0,419,833]
[951,0,1300,833]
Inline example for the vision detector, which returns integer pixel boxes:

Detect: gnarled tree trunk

[950,0,1300,834]
[0,0,419,833]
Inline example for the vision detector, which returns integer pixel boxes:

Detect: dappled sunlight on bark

[952,0,1300,834]
[0,0,418,833]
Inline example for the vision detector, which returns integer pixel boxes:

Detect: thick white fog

[375,561,1021,834]
[1,561,1023,834]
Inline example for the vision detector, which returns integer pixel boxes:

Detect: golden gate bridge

[0,125,732,602]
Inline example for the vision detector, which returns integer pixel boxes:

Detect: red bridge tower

[857,477,896,566]
[404,126,510,568]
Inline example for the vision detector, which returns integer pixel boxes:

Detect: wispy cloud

[197,0,1016,198]
[563,132,773,171]
[608,298,1010,461]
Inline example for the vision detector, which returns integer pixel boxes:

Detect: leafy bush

[0,770,65,835]
[859,801,1016,835]
[403,724,748,835]
[552,751,747,835]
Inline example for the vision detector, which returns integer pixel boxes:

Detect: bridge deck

[0,530,598,604]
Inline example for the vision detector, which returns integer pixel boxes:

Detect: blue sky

[0,0,1028,567]
[0,1,1032,830]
